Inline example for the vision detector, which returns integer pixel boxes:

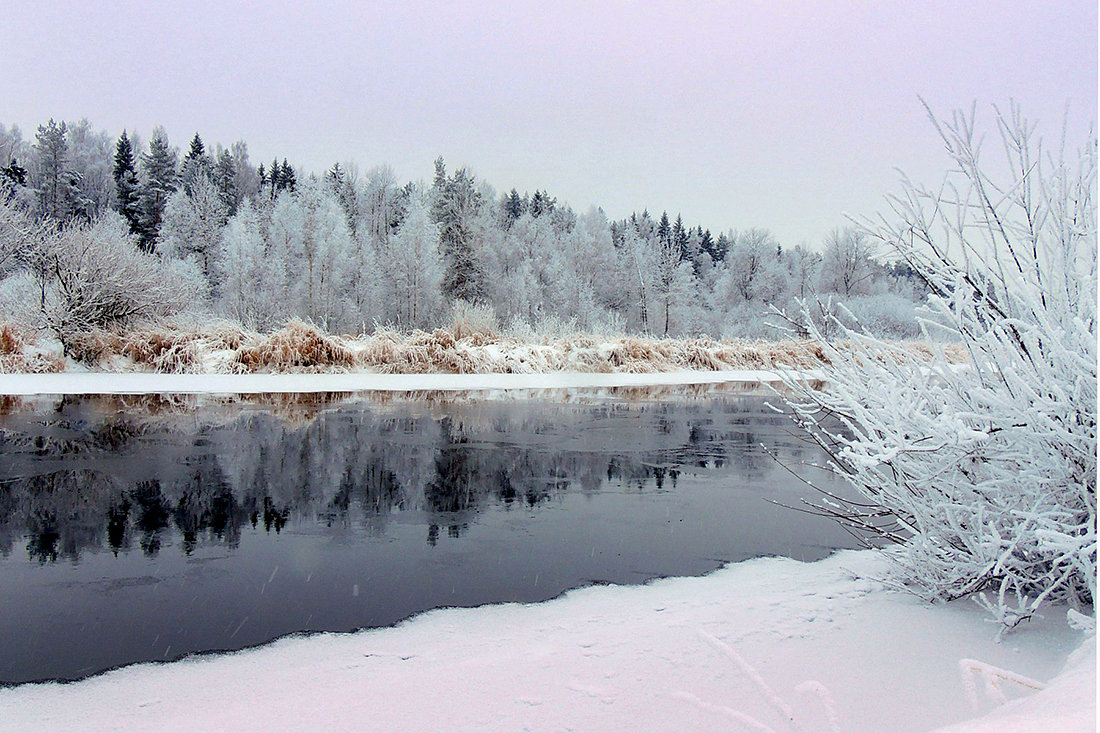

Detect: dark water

[0,388,858,685]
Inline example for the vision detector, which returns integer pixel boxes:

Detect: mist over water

[0,390,859,684]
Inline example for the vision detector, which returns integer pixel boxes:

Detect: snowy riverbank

[0,549,1090,732]
[0,368,804,395]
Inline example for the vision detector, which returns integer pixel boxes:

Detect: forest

[0,119,927,353]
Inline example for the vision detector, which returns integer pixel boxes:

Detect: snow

[0,368,800,396]
[0,549,1090,732]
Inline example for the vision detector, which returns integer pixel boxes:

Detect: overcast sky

[1,1,1095,246]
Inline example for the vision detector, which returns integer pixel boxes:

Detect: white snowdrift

[0,550,1090,732]
[0,369,804,396]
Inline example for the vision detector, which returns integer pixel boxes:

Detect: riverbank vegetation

[1,118,930,354]
[780,103,1096,629]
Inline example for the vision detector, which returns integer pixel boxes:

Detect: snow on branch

[778,102,1097,627]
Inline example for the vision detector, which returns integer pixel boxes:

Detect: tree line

[0,118,928,350]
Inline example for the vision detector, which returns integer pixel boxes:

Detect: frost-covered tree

[41,213,199,348]
[359,165,405,247]
[216,199,275,329]
[782,245,820,301]
[269,180,355,330]
[383,194,443,329]
[818,226,876,297]
[229,140,260,203]
[782,103,1097,628]
[719,229,786,305]
[32,119,74,222]
[620,221,657,333]
[137,128,179,251]
[157,172,228,292]
[65,119,113,219]
[326,163,356,232]
[0,196,47,280]
[560,207,623,330]
[0,124,31,171]
[653,214,695,335]
[500,188,525,227]
[180,133,213,196]
[432,160,486,303]
[213,147,239,215]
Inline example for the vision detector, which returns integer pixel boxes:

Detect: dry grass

[0,323,21,356]
[235,320,355,372]
[0,322,66,374]
[67,327,202,372]
[0,316,970,376]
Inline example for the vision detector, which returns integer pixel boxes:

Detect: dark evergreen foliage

[112,132,142,234]
[137,131,179,251]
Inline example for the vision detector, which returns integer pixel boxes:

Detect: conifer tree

[137,129,179,251]
[673,214,687,255]
[214,148,238,214]
[33,119,72,221]
[699,228,715,259]
[112,131,142,234]
[656,211,671,246]
[180,133,213,195]
[1,158,28,187]
[433,166,486,302]
[279,159,296,192]
[502,188,525,226]
[268,157,281,197]
[530,190,549,218]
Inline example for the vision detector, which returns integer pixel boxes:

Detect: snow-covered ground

[0,368,802,395]
[0,549,1090,732]
[0,371,1090,730]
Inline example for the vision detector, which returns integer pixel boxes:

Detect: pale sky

[1,1,1095,246]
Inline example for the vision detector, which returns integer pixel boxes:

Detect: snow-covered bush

[447,299,498,340]
[0,271,42,330]
[836,293,922,339]
[43,213,198,350]
[782,104,1096,628]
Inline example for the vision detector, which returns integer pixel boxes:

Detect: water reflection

[0,390,851,685]
[1,394,792,563]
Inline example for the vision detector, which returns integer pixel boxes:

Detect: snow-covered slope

[0,550,1089,732]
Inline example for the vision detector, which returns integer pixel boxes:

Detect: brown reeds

[0,322,65,374]
[0,317,969,376]
[235,320,355,372]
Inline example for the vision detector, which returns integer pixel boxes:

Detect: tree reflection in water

[0,392,797,563]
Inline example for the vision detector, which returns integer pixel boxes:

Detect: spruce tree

[181,132,212,195]
[268,158,281,197]
[187,133,205,160]
[214,148,238,214]
[673,214,687,256]
[137,130,179,251]
[656,211,671,246]
[435,166,485,302]
[502,188,524,225]
[531,190,547,218]
[112,131,142,234]
[279,159,296,192]
[1,158,27,187]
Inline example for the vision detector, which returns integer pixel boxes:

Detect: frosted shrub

[837,293,921,339]
[44,214,198,352]
[783,104,1096,627]
[0,271,43,330]
[447,299,498,340]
